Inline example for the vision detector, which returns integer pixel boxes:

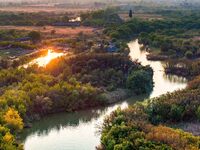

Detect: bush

[126,69,153,95]
[28,31,41,43]
[169,105,184,121]
[0,41,36,50]
[100,103,200,150]
[185,51,193,59]
[3,108,23,132]
[196,106,200,121]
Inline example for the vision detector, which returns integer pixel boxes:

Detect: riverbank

[104,88,131,104]
[99,80,200,150]
[165,67,189,78]
[99,42,200,150]
[22,88,132,125]
[20,40,187,150]
[135,44,199,80]
[0,37,157,150]
[146,53,169,61]
[21,47,153,123]
[164,60,200,79]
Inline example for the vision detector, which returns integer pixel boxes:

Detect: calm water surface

[21,40,187,150]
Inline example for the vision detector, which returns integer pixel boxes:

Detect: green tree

[126,69,153,95]
[196,106,200,121]
[169,105,184,121]
[185,51,193,59]
[3,108,24,132]
[28,31,41,44]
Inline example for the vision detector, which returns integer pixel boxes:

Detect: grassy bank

[0,51,153,149]
[99,74,200,150]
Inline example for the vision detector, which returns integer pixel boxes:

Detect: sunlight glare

[28,49,64,67]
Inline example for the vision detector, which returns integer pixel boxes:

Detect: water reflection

[164,74,187,83]
[20,95,148,150]
[21,94,147,134]
[20,110,102,140]
[27,49,64,67]
[128,40,187,98]
[21,40,187,150]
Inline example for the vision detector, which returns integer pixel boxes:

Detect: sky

[0,0,198,4]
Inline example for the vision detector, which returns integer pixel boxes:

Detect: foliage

[100,103,200,150]
[100,68,200,150]
[44,53,153,92]
[126,69,153,95]
[81,8,123,27]
[0,41,36,50]
[0,125,23,150]
[28,31,41,43]
[185,51,193,59]
[0,12,70,26]
[0,29,28,41]
[145,88,200,123]
[165,60,200,77]
[105,10,200,59]
[196,106,200,121]
[0,49,154,149]
[3,108,23,132]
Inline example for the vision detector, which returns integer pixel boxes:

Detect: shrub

[185,51,193,59]
[195,106,200,121]
[3,108,23,132]
[169,105,184,121]
[126,69,153,95]
[28,31,41,43]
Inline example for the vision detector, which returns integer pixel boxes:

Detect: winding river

[20,40,187,150]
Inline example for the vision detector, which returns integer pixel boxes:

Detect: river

[20,40,187,150]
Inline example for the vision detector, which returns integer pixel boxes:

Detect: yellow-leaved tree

[3,108,24,132]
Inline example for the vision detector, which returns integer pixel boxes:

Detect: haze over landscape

[0,0,198,4]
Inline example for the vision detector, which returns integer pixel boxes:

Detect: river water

[21,40,187,150]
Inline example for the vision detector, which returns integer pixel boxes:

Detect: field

[0,26,95,37]
[0,6,91,13]
[0,25,97,58]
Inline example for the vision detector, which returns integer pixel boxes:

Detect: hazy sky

[0,0,198,4]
